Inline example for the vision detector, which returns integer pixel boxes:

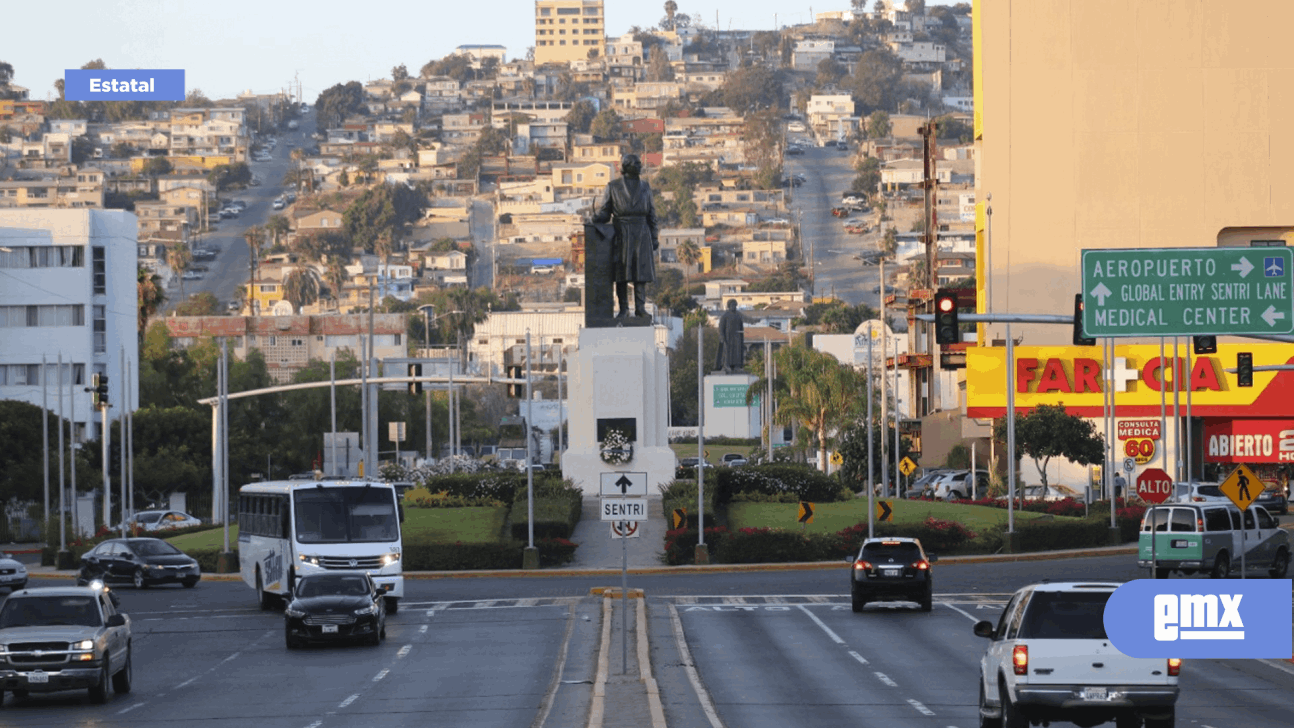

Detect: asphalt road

[163,114,312,314]
[784,140,883,307]
[9,554,1294,727]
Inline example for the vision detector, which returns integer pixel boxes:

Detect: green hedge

[417,471,555,503]
[187,540,578,572]
[508,478,584,540]
[664,527,730,566]
[712,464,853,507]
[660,480,720,530]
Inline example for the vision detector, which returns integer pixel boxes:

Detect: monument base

[563,446,678,496]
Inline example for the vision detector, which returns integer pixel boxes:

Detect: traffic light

[1237,352,1254,387]
[933,289,959,345]
[1192,336,1217,355]
[408,364,422,395]
[91,373,109,408]
[507,365,523,397]
[1072,294,1096,346]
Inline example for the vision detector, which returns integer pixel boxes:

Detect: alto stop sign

[1136,467,1173,504]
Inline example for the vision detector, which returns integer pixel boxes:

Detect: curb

[26,545,1140,581]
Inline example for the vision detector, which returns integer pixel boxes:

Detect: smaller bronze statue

[714,299,745,373]
[591,154,659,319]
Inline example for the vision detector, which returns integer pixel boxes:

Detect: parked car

[1255,487,1288,515]
[931,469,990,501]
[974,582,1179,728]
[121,510,203,532]
[1171,481,1227,504]
[676,457,716,476]
[284,571,386,648]
[0,584,133,704]
[721,453,748,468]
[76,537,201,589]
[849,537,936,612]
[906,469,954,498]
[786,145,804,156]
[272,198,285,210]
[0,552,28,592]
[787,121,807,132]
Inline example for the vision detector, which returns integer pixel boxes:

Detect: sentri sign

[966,343,1294,418]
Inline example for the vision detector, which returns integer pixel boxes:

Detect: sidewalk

[556,496,668,571]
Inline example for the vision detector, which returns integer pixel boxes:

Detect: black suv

[850,537,936,612]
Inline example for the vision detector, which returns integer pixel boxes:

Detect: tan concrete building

[534,0,605,66]
[974,0,1294,348]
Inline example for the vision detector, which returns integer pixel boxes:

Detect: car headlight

[284,608,306,618]
[74,639,94,650]
[89,579,106,592]
[15,565,25,573]
[354,605,378,616]
[381,551,400,566]
[298,554,320,566]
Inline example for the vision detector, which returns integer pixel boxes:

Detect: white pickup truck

[974,582,1179,728]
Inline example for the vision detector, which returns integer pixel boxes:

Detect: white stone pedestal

[703,373,762,439]
[562,326,676,495]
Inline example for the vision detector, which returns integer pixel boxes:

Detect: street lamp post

[417,306,464,466]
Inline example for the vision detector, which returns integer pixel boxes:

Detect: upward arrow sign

[615,475,634,495]
[1090,283,1112,306]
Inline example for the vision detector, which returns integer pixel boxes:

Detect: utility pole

[920,119,940,416]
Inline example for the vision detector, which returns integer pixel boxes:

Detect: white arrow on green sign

[1080,247,1294,337]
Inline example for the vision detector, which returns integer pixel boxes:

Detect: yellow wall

[976,0,1294,346]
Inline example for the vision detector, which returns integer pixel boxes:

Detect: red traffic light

[937,297,955,313]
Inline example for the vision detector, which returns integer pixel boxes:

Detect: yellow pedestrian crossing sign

[830,452,844,466]
[1220,464,1262,511]
[899,457,917,477]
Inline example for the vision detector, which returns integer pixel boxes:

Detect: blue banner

[1104,579,1292,659]
[64,69,185,101]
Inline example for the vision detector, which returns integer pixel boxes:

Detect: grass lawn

[727,498,1071,536]
[164,507,510,550]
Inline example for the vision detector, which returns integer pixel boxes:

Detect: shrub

[402,540,528,570]
[509,478,583,540]
[417,471,528,502]
[1011,518,1111,552]
[536,537,579,567]
[663,526,729,565]
[713,464,852,506]
[403,486,505,508]
[713,527,841,564]
[660,479,720,530]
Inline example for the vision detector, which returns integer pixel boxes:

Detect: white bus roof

[239,479,395,495]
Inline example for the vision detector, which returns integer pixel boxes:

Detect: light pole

[417,306,464,464]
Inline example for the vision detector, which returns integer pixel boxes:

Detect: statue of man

[591,154,659,319]
[715,299,745,373]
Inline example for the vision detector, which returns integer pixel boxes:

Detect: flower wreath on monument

[599,428,634,465]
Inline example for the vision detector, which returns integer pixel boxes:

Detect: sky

[4,0,960,104]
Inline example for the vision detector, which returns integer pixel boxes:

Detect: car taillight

[1197,517,1204,532]
[912,560,930,570]
[1167,658,1181,676]
[1193,497,1204,502]
[854,560,874,572]
[1012,645,1028,675]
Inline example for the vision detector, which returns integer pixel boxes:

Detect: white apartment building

[0,209,140,443]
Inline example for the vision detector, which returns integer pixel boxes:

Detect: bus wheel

[256,569,275,611]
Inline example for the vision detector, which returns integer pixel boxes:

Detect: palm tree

[137,266,164,336]
[325,258,348,311]
[232,285,248,315]
[664,0,678,30]
[748,343,862,470]
[282,268,321,312]
[266,215,291,253]
[167,242,192,299]
[677,239,701,292]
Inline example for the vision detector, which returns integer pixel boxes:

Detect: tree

[721,65,784,115]
[646,46,675,83]
[992,403,1105,498]
[564,99,597,134]
[137,266,165,338]
[852,156,882,199]
[588,108,623,141]
[265,214,292,252]
[325,258,348,310]
[0,400,62,508]
[175,291,220,316]
[315,81,365,129]
[282,268,321,312]
[748,345,864,470]
[815,58,848,88]
[668,320,720,426]
[866,110,892,139]
[392,64,409,82]
[167,243,192,298]
[110,141,136,159]
[141,156,173,177]
[850,49,904,114]
[677,239,701,290]
[663,0,679,30]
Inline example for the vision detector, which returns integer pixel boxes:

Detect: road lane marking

[667,603,725,728]
[117,702,144,714]
[907,698,935,715]
[636,598,667,728]
[419,625,428,634]
[338,694,359,709]
[373,668,388,682]
[303,722,322,728]
[397,645,411,657]
[587,597,613,728]
[942,603,981,624]
[874,672,898,687]
[848,650,869,666]
[176,676,198,688]
[534,602,580,728]
[797,604,845,644]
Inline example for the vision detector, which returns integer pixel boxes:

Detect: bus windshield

[293,486,399,544]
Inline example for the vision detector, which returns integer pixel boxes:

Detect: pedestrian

[1113,472,1127,500]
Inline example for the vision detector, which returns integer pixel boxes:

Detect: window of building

[1250,239,1287,247]
[93,305,106,353]
[92,247,106,294]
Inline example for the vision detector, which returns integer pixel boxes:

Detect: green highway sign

[1081,248,1294,337]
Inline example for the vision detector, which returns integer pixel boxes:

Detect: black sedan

[850,537,936,612]
[284,571,386,648]
[77,538,201,589]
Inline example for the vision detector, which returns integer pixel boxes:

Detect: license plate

[1080,687,1107,701]
[882,568,901,577]
[27,671,49,684]
[322,624,338,634]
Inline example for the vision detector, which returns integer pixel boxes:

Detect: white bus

[237,479,404,612]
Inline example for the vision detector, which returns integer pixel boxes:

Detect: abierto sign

[1203,419,1294,464]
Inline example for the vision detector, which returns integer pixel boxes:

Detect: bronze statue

[591,154,659,319]
[715,299,745,373]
